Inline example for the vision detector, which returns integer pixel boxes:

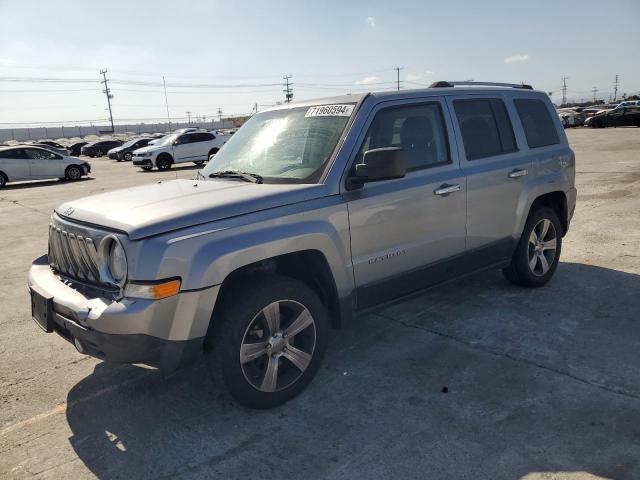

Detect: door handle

[434,184,461,196]
[508,168,529,179]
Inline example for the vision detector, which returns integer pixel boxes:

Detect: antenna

[394,66,404,91]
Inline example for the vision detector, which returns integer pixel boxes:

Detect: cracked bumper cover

[28,255,219,368]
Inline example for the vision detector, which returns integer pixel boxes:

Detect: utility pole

[283,75,293,103]
[100,69,115,133]
[394,66,403,91]
[162,75,172,131]
[254,103,258,115]
[613,74,619,102]
[186,111,192,124]
[217,108,223,128]
[561,76,568,106]
[592,86,599,103]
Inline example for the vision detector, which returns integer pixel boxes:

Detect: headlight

[98,236,127,286]
[108,241,127,282]
[142,152,153,157]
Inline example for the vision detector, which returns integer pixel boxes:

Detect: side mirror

[348,147,405,188]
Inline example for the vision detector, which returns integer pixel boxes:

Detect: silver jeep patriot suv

[28,81,576,408]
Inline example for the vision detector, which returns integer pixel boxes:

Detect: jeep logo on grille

[62,207,75,216]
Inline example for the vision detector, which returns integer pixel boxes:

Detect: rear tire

[503,207,562,288]
[65,165,83,181]
[124,152,133,161]
[205,275,328,409]
[95,149,103,157]
[0,172,7,188]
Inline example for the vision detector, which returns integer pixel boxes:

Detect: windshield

[201,104,355,183]
[155,134,178,146]
[122,138,144,148]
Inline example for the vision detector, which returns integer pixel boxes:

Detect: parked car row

[585,105,640,128]
[0,146,91,187]
[108,138,153,161]
[0,127,234,186]
[81,140,124,157]
[557,108,587,128]
[131,130,228,170]
[557,100,640,129]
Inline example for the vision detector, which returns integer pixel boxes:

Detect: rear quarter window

[514,98,560,148]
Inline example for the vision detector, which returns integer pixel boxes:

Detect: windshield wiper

[208,169,263,184]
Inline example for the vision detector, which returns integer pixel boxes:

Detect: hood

[55,179,325,240]
[133,145,161,154]
[108,147,122,154]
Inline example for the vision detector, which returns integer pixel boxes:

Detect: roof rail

[429,81,533,90]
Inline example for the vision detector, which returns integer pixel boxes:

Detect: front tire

[0,172,7,188]
[95,149,103,157]
[503,207,562,288]
[157,154,173,170]
[206,275,329,409]
[194,161,205,166]
[65,165,83,181]
[124,152,133,161]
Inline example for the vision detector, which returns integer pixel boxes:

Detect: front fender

[142,196,354,298]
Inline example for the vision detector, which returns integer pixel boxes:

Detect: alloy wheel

[240,300,316,393]
[527,218,557,276]
[67,167,81,180]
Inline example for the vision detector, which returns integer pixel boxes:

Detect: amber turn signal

[124,279,181,300]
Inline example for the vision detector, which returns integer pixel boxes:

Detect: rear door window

[0,149,23,159]
[514,98,560,148]
[192,132,214,142]
[453,99,517,160]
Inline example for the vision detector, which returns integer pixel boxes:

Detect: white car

[0,146,91,187]
[132,131,228,170]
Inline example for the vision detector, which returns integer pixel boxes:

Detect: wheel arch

[527,191,568,236]
[157,151,174,163]
[212,249,343,333]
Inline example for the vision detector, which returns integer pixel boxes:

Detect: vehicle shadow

[65,262,640,479]
[2,177,94,190]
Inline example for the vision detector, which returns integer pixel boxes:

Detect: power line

[0,88,98,93]
[100,69,115,133]
[283,75,293,103]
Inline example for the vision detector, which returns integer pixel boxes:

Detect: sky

[0,0,639,126]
